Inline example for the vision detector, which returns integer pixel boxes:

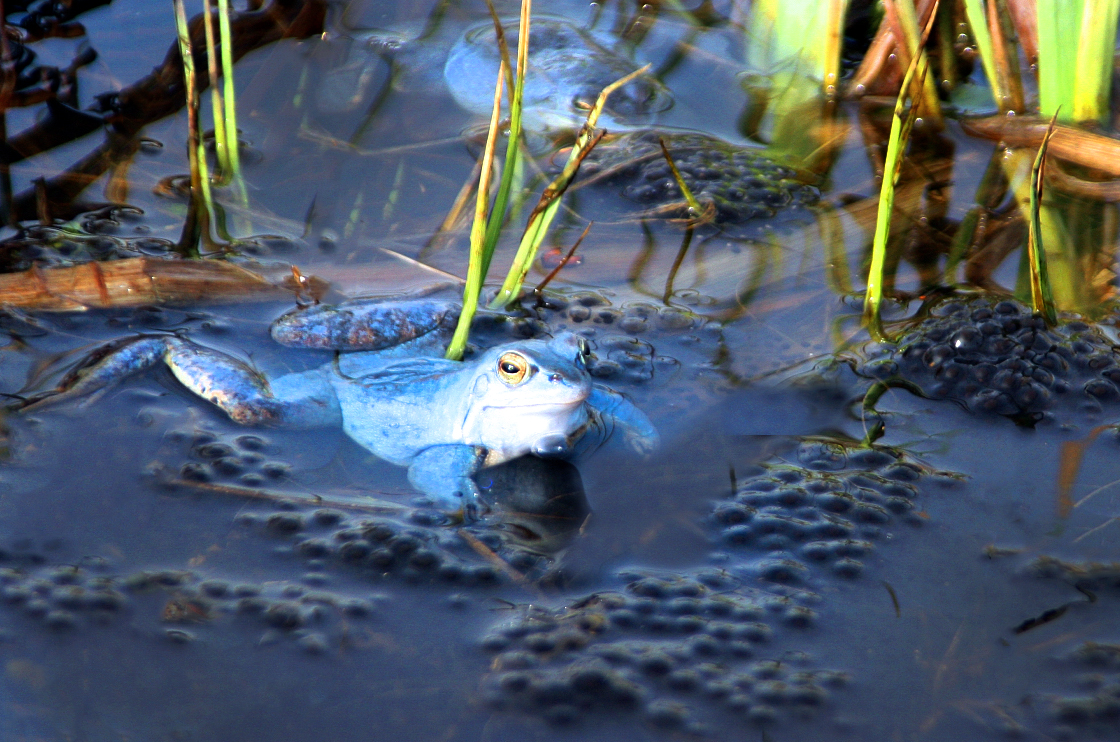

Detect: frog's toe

[407,444,487,513]
[625,425,660,456]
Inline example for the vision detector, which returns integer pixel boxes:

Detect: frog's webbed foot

[407,444,488,519]
[16,335,169,412]
[584,385,660,455]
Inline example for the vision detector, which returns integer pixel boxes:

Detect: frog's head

[461,332,594,460]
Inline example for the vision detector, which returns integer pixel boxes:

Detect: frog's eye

[497,352,530,385]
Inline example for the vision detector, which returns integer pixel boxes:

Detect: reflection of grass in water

[174,0,247,254]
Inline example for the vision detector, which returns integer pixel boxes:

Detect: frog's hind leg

[17,335,170,411]
[18,336,337,429]
[162,338,286,425]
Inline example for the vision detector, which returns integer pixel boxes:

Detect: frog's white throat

[458,399,590,461]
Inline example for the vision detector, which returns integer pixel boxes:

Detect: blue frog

[24,300,658,517]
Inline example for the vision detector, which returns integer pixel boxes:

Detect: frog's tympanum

[23,301,658,517]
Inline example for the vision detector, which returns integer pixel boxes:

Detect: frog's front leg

[584,385,660,455]
[406,444,488,518]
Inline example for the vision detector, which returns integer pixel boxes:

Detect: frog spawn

[478,569,846,731]
[156,429,292,488]
[969,641,1120,739]
[245,505,540,587]
[0,558,378,652]
[0,206,178,271]
[576,130,819,228]
[708,439,945,584]
[858,297,1120,423]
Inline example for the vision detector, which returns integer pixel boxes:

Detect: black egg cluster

[126,568,378,653]
[478,569,846,731]
[540,292,720,384]
[0,208,177,272]
[1051,643,1120,735]
[579,130,819,225]
[992,642,1120,739]
[0,559,377,651]
[241,504,552,587]
[0,561,128,631]
[861,298,1120,420]
[156,429,292,488]
[1027,555,1120,591]
[709,440,931,584]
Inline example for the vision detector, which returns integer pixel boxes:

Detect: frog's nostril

[549,373,563,382]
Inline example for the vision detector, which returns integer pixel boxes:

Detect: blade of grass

[1073,0,1120,122]
[445,57,507,361]
[217,0,241,181]
[882,0,942,126]
[489,64,652,308]
[533,221,592,297]
[862,5,937,340]
[478,0,530,282]
[961,0,1004,111]
[173,0,210,257]
[1036,0,1080,120]
[202,0,229,182]
[658,137,703,215]
[1027,113,1059,326]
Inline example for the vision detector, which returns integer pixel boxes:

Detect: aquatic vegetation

[4,2,1120,741]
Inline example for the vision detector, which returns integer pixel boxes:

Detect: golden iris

[497,352,530,385]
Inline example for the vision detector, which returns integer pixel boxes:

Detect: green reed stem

[173,0,211,256]
[863,38,928,341]
[479,0,530,282]
[445,58,507,361]
[961,0,1004,110]
[489,64,651,309]
[658,137,703,215]
[202,0,228,182]
[1027,116,1058,326]
[217,0,242,181]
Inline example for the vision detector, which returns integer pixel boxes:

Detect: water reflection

[475,455,590,559]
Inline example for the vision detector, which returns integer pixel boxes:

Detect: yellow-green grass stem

[479,0,531,282]
[658,137,703,216]
[1027,116,1059,326]
[961,0,1005,111]
[173,0,212,256]
[862,45,928,341]
[1073,0,1120,122]
[217,0,242,180]
[887,0,942,127]
[489,65,652,309]
[202,0,229,182]
[445,58,507,361]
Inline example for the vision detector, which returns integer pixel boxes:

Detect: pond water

[1,1,1120,741]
